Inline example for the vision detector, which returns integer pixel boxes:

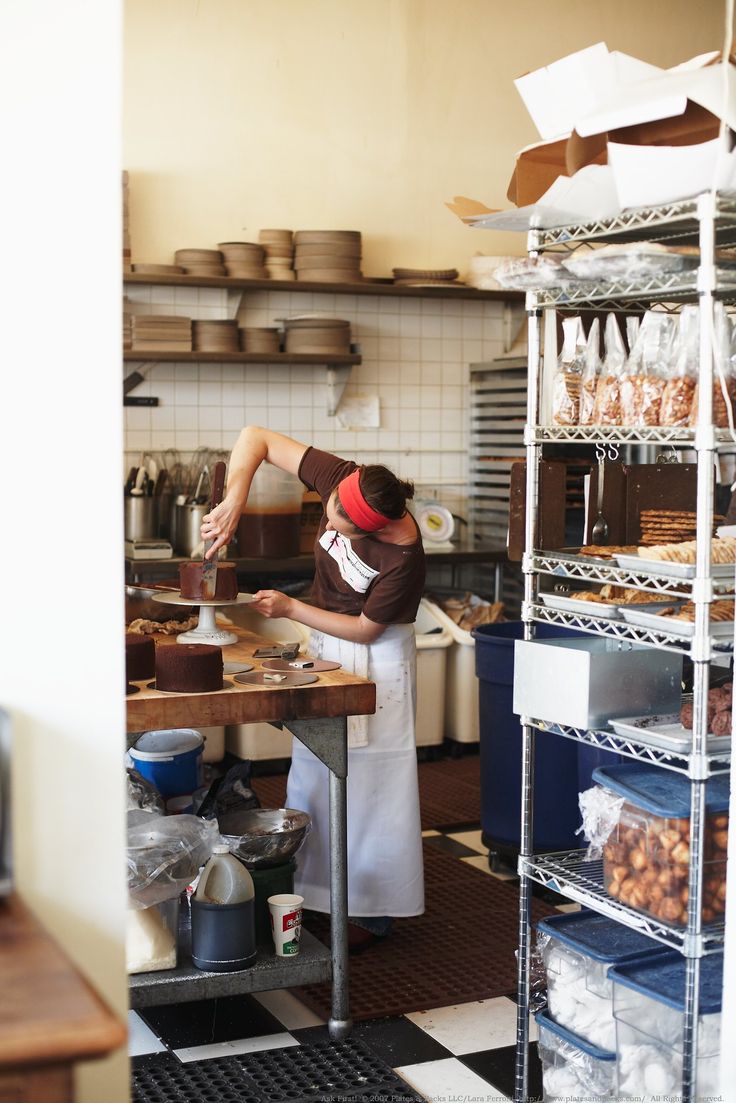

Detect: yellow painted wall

[124,0,725,275]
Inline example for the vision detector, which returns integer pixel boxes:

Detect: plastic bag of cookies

[660,305,698,426]
[552,315,586,425]
[579,317,601,425]
[620,311,675,426]
[591,314,627,425]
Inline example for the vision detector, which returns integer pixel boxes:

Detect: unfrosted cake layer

[155,643,223,692]
[125,633,156,681]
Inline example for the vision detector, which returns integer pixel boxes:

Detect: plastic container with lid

[129,728,204,799]
[592,763,729,927]
[237,465,304,558]
[535,1009,616,1100]
[191,845,256,971]
[414,598,453,747]
[536,910,667,1051]
[610,951,723,1100]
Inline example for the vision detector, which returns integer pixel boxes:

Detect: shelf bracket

[326,365,352,417]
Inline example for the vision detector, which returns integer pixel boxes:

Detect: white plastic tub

[414,598,453,747]
[421,597,480,744]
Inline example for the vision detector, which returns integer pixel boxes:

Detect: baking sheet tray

[609,713,731,754]
[620,607,736,638]
[540,592,683,620]
[615,554,736,581]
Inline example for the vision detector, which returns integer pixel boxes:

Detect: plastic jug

[237,465,304,557]
[191,845,257,971]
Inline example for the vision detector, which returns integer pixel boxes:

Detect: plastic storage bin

[414,598,453,747]
[535,1009,616,1100]
[593,763,729,927]
[421,596,480,744]
[610,951,723,1100]
[536,910,666,1051]
[129,729,204,798]
[473,622,586,855]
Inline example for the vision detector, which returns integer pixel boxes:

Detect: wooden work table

[126,622,376,1041]
[0,895,125,1101]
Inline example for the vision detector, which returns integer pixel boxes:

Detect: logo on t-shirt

[318,530,380,593]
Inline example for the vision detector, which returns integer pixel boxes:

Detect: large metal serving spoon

[591,458,610,545]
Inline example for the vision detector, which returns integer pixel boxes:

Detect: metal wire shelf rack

[528,719,731,779]
[529,269,736,311]
[528,551,736,597]
[528,424,736,448]
[518,851,725,956]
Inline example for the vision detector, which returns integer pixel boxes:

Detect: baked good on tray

[125,633,156,681]
[179,560,238,601]
[155,643,223,692]
[638,537,736,564]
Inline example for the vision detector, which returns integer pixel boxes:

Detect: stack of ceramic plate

[122,171,131,273]
[131,315,192,352]
[239,327,281,354]
[218,242,268,279]
[294,231,362,283]
[132,263,185,276]
[283,315,351,355]
[192,319,239,353]
[174,248,226,276]
[259,230,295,280]
[392,267,462,287]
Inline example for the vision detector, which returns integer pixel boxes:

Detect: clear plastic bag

[552,316,586,425]
[127,768,165,816]
[591,314,626,425]
[493,255,567,290]
[689,302,736,430]
[620,311,675,426]
[561,241,696,282]
[579,318,601,426]
[127,814,220,909]
[576,785,625,860]
[659,305,698,427]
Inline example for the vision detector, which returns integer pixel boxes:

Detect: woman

[202,425,425,946]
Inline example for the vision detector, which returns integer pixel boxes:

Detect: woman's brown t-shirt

[298,447,426,624]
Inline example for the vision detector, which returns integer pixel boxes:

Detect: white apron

[286,623,425,917]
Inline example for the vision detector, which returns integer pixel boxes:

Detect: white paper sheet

[336,394,380,429]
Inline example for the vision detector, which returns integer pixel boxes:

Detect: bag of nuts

[620,311,675,426]
[659,304,698,426]
[552,316,586,425]
[579,317,601,425]
[689,301,736,429]
[591,313,627,425]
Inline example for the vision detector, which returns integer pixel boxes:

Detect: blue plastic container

[472,623,616,854]
[130,728,203,798]
[591,762,731,817]
[535,1009,616,1100]
[536,910,668,1051]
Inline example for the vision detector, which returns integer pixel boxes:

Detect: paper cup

[267,893,304,957]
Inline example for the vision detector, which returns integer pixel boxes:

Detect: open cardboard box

[449,43,736,232]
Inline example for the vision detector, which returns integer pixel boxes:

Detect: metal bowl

[125,584,193,624]
[218,807,311,869]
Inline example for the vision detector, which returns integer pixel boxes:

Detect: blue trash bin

[472,622,617,860]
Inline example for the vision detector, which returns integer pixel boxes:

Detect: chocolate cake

[179,560,238,601]
[125,633,156,681]
[155,643,223,693]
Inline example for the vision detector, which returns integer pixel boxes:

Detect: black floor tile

[139,993,285,1049]
[293,1015,453,1068]
[424,833,482,859]
[460,1041,543,1102]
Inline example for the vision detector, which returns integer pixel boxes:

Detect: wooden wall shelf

[123,271,523,302]
[123,350,361,365]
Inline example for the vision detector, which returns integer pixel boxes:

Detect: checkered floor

[130,825,575,1101]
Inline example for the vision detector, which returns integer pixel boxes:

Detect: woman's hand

[250,590,294,619]
[201,497,242,558]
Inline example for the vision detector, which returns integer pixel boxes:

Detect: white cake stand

[152,591,256,646]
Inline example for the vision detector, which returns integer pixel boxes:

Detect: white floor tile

[447,829,487,854]
[174,1032,298,1063]
[395,1057,510,1101]
[422,829,441,837]
[127,1011,167,1056]
[461,854,517,881]
[252,988,325,1029]
[406,997,537,1055]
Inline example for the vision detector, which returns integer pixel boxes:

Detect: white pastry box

[513,637,682,730]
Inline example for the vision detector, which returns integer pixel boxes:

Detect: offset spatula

[200,461,227,600]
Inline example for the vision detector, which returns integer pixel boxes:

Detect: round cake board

[145,680,232,694]
[223,661,254,674]
[152,591,257,609]
[233,671,318,687]
[261,657,341,672]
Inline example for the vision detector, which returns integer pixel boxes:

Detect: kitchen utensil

[253,644,301,659]
[591,460,609,545]
[218,808,312,869]
[200,461,227,600]
[124,496,158,542]
[171,502,210,556]
[152,590,254,647]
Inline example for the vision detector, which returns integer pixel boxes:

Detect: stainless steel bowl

[218,807,311,868]
[125,585,193,624]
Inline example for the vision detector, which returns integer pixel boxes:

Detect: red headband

[337,469,391,532]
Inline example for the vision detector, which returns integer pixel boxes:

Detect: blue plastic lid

[535,1009,615,1060]
[609,951,724,1014]
[591,763,731,818]
[536,910,666,965]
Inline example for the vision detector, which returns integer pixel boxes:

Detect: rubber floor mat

[251,754,481,830]
[131,1039,425,1102]
[296,840,557,1022]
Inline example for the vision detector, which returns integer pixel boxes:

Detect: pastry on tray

[638,537,736,564]
[577,545,638,559]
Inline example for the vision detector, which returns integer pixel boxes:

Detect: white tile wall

[124,287,507,509]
